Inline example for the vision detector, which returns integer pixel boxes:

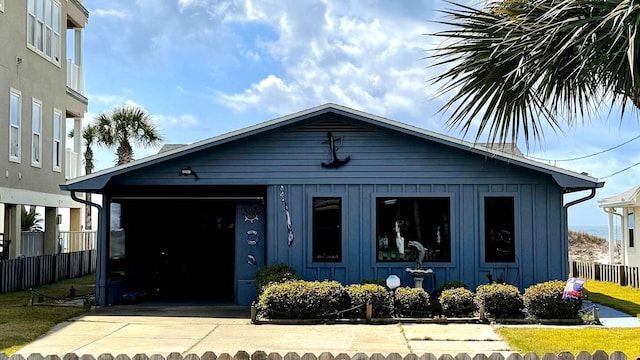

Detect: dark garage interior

[112,199,237,302]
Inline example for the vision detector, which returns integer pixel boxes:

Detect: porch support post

[70,208,82,231]
[43,207,58,255]
[99,195,109,306]
[6,204,21,258]
[608,212,615,264]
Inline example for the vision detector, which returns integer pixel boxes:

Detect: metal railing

[59,231,96,253]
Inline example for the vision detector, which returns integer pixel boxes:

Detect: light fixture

[179,167,200,180]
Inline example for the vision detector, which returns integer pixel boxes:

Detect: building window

[0,0,5,13]
[312,197,342,262]
[31,99,42,166]
[628,211,634,248]
[27,0,60,63]
[53,109,61,170]
[9,89,21,162]
[376,197,451,263]
[484,197,515,262]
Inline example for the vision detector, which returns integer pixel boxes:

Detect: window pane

[37,21,44,51]
[10,93,20,126]
[53,112,61,139]
[32,102,41,132]
[33,133,40,163]
[53,3,60,31]
[28,15,36,46]
[376,198,451,263]
[45,0,52,26]
[37,0,44,20]
[484,197,515,262]
[46,27,52,56]
[312,197,342,262]
[10,127,19,158]
[53,140,60,167]
[53,33,60,61]
[28,0,35,14]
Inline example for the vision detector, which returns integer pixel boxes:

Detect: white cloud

[92,9,127,18]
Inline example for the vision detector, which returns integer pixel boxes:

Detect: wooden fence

[569,261,640,288]
[0,249,96,293]
[0,351,631,360]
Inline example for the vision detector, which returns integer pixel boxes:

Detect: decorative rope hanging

[280,185,295,247]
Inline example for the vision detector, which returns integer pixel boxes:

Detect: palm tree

[94,105,164,165]
[21,206,43,232]
[429,0,640,147]
[69,125,99,230]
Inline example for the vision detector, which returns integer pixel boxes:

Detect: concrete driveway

[17,304,512,357]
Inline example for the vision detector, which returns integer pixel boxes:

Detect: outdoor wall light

[179,167,200,180]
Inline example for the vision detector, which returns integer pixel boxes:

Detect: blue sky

[77,0,640,227]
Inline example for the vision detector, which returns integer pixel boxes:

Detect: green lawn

[497,280,640,357]
[0,274,95,355]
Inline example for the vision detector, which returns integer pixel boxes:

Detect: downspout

[563,189,597,275]
[71,191,107,307]
[603,207,623,264]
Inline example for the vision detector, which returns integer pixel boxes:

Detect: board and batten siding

[109,120,568,290]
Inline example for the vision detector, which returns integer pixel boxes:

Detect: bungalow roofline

[61,103,603,192]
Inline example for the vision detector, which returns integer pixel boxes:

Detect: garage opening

[114,199,237,302]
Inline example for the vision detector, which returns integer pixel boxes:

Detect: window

[628,211,634,248]
[484,197,515,262]
[31,99,42,166]
[27,0,60,63]
[53,109,61,170]
[9,89,21,162]
[312,197,342,262]
[376,197,451,263]
[0,0,5,13]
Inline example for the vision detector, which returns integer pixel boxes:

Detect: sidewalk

[16,302,640,357]
[17,304,512,357]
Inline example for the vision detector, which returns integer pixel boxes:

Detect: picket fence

[569,261,640,288]
[0,351,630,360]
[0,250,96,293]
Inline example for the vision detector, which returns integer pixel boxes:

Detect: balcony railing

[59,231,97,253]
[66,59,84,95]
[65,148,81,179]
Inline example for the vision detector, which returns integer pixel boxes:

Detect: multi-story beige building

[0,0,88,258]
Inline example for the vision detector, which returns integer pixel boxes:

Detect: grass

[583,281,640,318]
[498,280,640,357]
[0,274,95,355]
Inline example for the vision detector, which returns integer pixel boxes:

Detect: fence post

[366,302,372,324]
[618,265,627,287]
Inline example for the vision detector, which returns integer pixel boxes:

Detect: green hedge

[254,263,300,295]
[439,287,476,317]
[523,280,582,319]
[475,283,524,319]
[345,283,392,318]
[394,287,430,316]
[257,280,345,319]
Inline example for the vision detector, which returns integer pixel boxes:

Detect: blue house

[61,104,603,306]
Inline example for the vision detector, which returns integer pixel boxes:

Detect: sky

[74,0,640,228]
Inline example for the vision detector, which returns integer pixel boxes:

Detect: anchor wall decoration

[321,132,350,168]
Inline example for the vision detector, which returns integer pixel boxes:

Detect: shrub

[361,279,387,288]
[394,287,430,316]
[345,283,392,318]
[257,280,345,319]
[436,280,468,294]
[439,287,477,317]
[475,283,524,319]
[254,263,300,295]
[523,280,582,319]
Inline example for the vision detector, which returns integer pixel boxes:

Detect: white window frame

[52,108,62,171]
[0,0,5,13]
[31,98,42,167]
[9,88,21,163]
[26,0,61,65]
